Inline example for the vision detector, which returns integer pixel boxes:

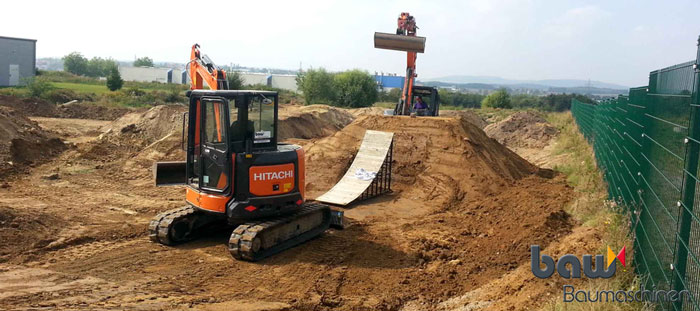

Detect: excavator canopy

[374,32,426,53]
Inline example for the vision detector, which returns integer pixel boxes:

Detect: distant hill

[424,75,628,90]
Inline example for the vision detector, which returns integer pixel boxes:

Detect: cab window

[248,96,275,144]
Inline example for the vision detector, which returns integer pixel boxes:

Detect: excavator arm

[189,44,229,90]
[374,13,426,115]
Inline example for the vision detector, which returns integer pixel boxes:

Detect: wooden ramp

[316,130,394,206]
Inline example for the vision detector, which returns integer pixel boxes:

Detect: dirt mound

[484,111,559,148]
[305,115,541,197]
[77,105,187,175]
[101,104,186,145]
[349,106,387,117]
[439,110,488,129]
[300,115,573,307]
[0,95,57,117]
[0,95,130,120]
[0,107,67,178]
[278,105,355,140]
[56,102,132,120]
[0,206,67,263]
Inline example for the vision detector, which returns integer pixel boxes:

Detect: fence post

[673,35,700,310]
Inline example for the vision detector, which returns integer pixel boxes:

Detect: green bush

[296,68,379,107]
[378,88,401,103]
[481,88,512,109]
[122,87,145,97]
[296,68,336,105]
[227,71,244,90]
[25,77,54,98]
[334,70,377,108]
[164,88,184,103]
[134,57,154,67]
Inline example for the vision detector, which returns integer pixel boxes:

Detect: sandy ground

[0,106,592,311]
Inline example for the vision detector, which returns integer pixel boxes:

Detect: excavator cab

[185,90,280,193]
[410,86,440,116]
[184,89,309,218]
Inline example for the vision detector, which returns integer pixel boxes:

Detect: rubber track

[148,206,197,246]
[228,203,331,261]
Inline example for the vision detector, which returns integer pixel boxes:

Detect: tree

[227,71,244,90]
[86,57,117,77]
[63,52,88,75]
[296,68,336,105]
[106,67,124,91]
[333,70,378,107]
[133,56,154,67]
[481,88,512,109]
[378,88,401,103]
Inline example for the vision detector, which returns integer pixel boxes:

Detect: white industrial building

[118,66,187,84]
[116,66,298,92]
[237,72,298,92]
[270,75,298,92]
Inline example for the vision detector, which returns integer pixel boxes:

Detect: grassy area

[542,112,646,311]
[50,82,111,95]
[0,71,189,107]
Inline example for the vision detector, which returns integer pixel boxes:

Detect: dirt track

[0,104,588,310]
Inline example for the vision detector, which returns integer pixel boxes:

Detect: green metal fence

[571,37,700,311]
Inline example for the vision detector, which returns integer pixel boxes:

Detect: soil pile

[305,115,541,197]
[440,110,489,129]
[484,111,558,148]
[79,105,187,177]
[0,107,66,178]
[349,106,386,117]
[0,206,66,263]
[0,95,130,120]
[278,105,355,140]
[299,115,573,307]
[100,104,187,146]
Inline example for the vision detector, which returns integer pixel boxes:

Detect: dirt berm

[484,111,558,148]
[294,115,574,309]
[0,106,66,179]
[0,95,130,121]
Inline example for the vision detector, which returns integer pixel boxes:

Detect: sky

[3,0,700,87]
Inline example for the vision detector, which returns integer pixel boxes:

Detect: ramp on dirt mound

[316,130,393,205]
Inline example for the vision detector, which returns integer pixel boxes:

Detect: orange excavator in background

[149,44,339,261]
[375,12,440,116]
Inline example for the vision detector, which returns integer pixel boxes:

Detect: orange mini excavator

[149,44,338,261]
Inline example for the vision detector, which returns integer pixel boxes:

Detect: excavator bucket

[374,32,426,53]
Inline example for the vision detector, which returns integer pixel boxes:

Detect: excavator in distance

[374,12,440,117]
[148,44,337,261]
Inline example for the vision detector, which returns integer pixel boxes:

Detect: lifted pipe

[374,32,426,53]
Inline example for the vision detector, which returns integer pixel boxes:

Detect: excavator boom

[189,44,229,90]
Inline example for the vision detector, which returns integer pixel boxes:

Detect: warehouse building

[118,66,171,83]
[0,36,37,86]
[237,72,299,92]
[374,74,405,90]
